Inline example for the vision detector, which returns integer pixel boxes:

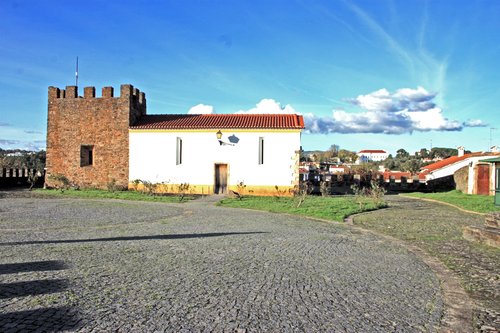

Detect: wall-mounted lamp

[216,130,234,146]
[216,130,223,145]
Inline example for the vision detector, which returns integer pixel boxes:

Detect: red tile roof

[358,150,387,154]
[421,153,482,173]
[419,152,500,176]
[130,114,305,130]
[381,170,412,181]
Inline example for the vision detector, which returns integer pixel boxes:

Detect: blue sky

[1,0,499,154]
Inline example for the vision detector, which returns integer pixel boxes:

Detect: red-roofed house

[419,148,500,195]
[356,150,388,164]
[46,84,305,196]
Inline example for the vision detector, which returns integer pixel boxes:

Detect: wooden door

[477,164,490,195]
[215,164,228,194]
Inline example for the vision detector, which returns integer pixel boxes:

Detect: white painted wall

[356,152,388,164]
[129,130,301,186]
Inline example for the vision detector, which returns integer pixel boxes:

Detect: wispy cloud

[463,119,488,127]
[345,1,449,104]
[0,139,21,145]
[0,138,46,151]
[24,130,43,134]
[0,122,11,126]
[25,140,46,151]
[345,1,414,71]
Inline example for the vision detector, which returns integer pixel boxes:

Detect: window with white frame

[258,137,264,165]
[176,137,183,165]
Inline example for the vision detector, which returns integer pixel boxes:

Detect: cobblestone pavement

[0,194,443,332]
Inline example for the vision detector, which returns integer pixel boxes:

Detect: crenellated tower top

[48,84,146,107]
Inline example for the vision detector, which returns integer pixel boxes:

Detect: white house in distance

[129,114,305,196]
[356,149,389,164]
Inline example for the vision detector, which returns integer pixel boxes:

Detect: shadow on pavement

[0,260,67,275]
[0,231,268,246]
[0,279,69,299]
[0,307,82,332]
[0,260,82,332]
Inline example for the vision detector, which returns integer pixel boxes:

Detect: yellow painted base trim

[128,183,296,197]
[227,185,295,197]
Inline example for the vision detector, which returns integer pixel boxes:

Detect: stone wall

[463,212,499,248]
[453,166,469,193]
[45,84,146,189]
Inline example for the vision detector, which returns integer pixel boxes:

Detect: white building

[129,114,304,196]
[356,150,389,164]
[419,151,500,195]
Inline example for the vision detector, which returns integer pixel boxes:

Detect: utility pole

[490,127,497,151]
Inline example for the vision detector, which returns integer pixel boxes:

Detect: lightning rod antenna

[75,56,79,87]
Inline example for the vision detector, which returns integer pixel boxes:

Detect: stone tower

[45,84,146,189]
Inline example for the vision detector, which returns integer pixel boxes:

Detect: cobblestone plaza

[1,195,442,332]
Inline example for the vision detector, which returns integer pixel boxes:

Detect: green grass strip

[403,190,500,214]
[217,195,387,222]
[33,189,195,203]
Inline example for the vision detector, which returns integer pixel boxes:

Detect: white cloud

[236,99,297,114]
[0,126,46,150]
[305,87,467,135]
[351,88,393,112]
[0,139,45,151]
[463,119,488,127]
[188,104,215,114]
[185,90,480,136]
[0,139,20,145]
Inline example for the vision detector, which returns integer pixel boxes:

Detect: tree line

[302,145,466,174]
[0,148,46,170]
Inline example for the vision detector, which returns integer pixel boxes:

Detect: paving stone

[0,195,443,332]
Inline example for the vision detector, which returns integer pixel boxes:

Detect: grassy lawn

[218,195,386,222]
[33,188,195,203]
[403,190,500,214]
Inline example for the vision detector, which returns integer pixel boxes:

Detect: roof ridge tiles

[130,113,305,130]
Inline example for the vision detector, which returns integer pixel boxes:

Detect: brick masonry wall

[45,84,146,189]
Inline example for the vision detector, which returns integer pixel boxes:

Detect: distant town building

[356,150,389,164]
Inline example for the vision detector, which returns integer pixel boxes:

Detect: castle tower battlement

[48,84,146,114]
[46,84,147,189]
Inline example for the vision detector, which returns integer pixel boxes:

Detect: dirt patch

[352,195,499,333]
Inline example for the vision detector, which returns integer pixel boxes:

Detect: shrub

[292,182,311,208]
[274,185,288,200]
[107,178,118,192]
[48,174,72,192]
[236,181,246,199]
[320,181,330,197]
[142,181,155,195]
[131,179,141,191]
[351,180,386,210]
[176,183,191,201]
